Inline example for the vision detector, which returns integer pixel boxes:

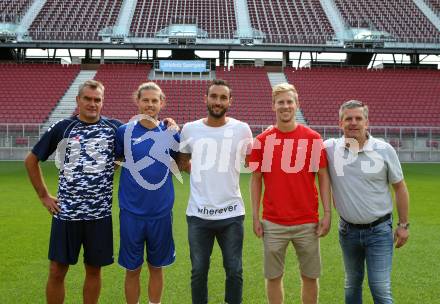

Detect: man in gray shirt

[324,100,409,304]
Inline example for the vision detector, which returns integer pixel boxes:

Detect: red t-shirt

[248,124,327,226]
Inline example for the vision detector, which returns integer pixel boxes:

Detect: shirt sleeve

[31,120,65,161]
[309,135,328,172]
[170,130,181,160]
[109,118,123,130]
[386,145,404,184]
[114,125,125,160]
[319,137,328,169]
[244,124,254,156]
[248,135,263,172]
[179,123,192,154]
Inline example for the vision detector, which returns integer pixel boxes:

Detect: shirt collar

[336,133,375,152]
[362,134,375,152]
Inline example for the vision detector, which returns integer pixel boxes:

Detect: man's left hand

[316,213,331,237]
[394,227,409,248]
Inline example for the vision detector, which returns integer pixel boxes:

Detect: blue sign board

[159,60,207,72]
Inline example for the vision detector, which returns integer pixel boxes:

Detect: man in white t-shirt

[179,79,253,304]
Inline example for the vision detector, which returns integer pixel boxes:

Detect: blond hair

[134,82,166,101]
[272,83,298,103]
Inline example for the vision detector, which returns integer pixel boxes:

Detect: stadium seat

[247,0,335,44]
[426,139,439,149]
[0,64,80,123]
[130,0,236,39]
[284,67,440,126]
[28,0,123,41]
[0,0,32,23]
[15,137,29,146]
[216,67,273,125]
[334,0,440,43]
[92,64,150,122]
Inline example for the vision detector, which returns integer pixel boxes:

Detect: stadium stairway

[267,72,288,86]
[234,0,254,38]
[15,0,46,39]
[267,72,307,125]
[414,0,440,32]
[42,70,97,131]
[113,0,137,37]
[319,0,346,41]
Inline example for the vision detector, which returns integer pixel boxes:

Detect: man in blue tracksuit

[115,82,180,304]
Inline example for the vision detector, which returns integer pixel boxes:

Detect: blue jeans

[339,218,394,304]
[187,215,244,304]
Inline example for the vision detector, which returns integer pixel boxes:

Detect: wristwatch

[397,222,410,229]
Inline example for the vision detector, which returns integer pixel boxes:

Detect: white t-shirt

[180,118,253,220]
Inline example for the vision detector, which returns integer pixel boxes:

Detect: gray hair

[339,100,369,120]
[77,80,104,97]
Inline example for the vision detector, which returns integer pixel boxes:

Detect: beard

[207,104,228,118]
[280,116,293,122]
[278,111,294,123]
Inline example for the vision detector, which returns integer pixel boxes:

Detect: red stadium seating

[28,0,123,41]
[247,0,335,44]
[93,65,273,126]
[426,139,439,148]
[426,0,440,15]
[0,0,32,23]
[334,0,440,43]
[130,0,236,39]
[0,64,80,123]
[15,137,29,146]
[2,64,438,128]
[94,64,150,122]
[96,74,208,125]
[155,79,209,124]
[216,66,274,125]
[153,68,274,127]
[388,138,403,149]
[284,67,440,126]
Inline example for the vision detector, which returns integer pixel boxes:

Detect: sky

[24,49,440,68]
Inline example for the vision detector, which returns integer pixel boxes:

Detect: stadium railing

[0,124,438,162]
[22,30,440,46]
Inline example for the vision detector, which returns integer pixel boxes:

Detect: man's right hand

[40,195,61,215]
[253,218,264,238]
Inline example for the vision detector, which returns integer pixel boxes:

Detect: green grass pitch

[0,162,439,303]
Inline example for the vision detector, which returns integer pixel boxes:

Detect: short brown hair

[77,80,104,97]
[206,79,232,98]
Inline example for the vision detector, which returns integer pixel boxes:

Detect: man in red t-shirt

[248,83,331,304]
